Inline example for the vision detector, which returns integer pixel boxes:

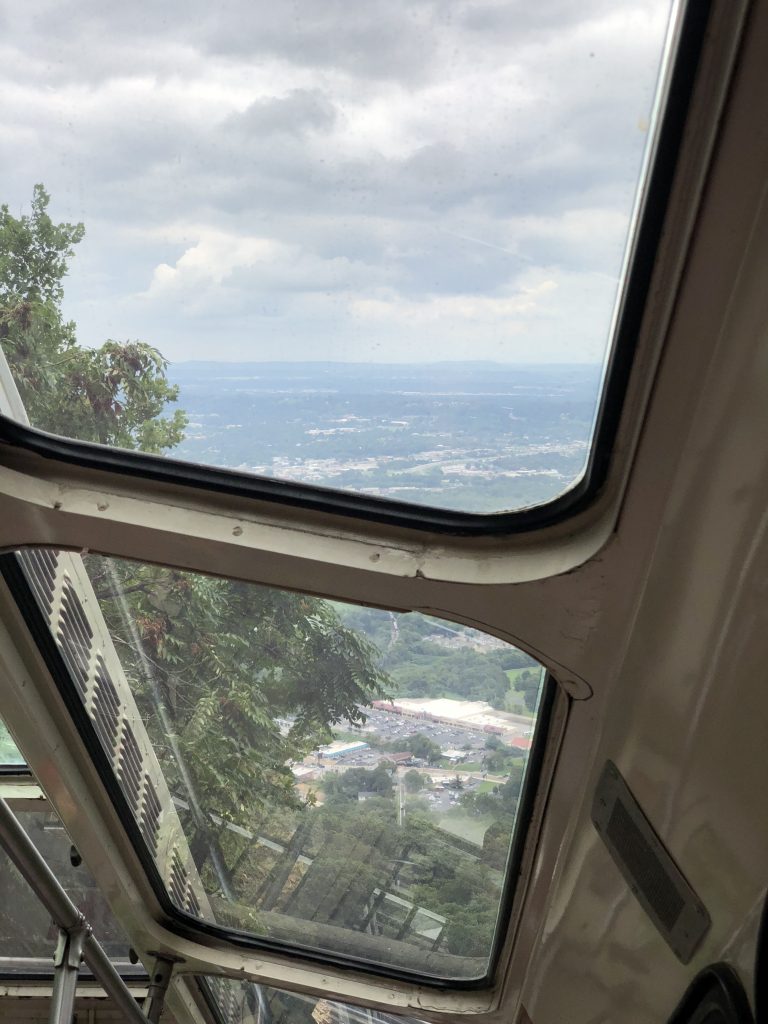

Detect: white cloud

[0,0,673,362]
[349,280,556,326]
[145,233,289,296]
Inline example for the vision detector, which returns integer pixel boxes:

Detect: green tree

[482,817,514,870]
[405,733,442,764]
[87,556,387,845]
[403,769,424,793]
[287,801,398,929]
[485,750,508,773]
[498,766,524,813]
[0,186,391,892]
[322,765,394,803]
[410,847,500,957]
[0,185,186,452]
[513,668,542,714]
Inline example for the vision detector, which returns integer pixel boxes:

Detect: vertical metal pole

[142,955,175,1023]
[49,920,88,1024]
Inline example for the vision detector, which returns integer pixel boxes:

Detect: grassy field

[441,760,482,772]
[437,809,494,846]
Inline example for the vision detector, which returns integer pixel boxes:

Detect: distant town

[291,696,536,827]
[168,361,600,513]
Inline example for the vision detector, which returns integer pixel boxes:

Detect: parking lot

[340,707,491,754]
[308,707,525,784]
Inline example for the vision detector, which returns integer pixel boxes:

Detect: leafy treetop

[0,184,186,452]
[0,187,520,958]
[0,187,389,894]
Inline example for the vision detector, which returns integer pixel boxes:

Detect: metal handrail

[0,795,155,1024]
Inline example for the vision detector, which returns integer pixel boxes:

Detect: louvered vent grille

[118,723,143,813]
[57,576,93,697]
[207,976,241,1024]
[139,776,162,856]
[14,548,212,926]
[17,548,57,616]
[92,656,122,753]
[186,885,202,918]
[169,849,189,908]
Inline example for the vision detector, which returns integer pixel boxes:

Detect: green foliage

[404,733,442,764]
[322,765,394,802]
[482,818,515,870]
[496,649,537,671]
[0,185,185,453]
[336,605,537,710]
[460,790,503,818]
[484,750,507,773]
[50,340,187,450]
[410,849,499,956]
[513,668,542,713]
[1,185,529,956]
[87,556,387,837]
[364,729,443,764]
[388,646,509,706]
[443,903,498,957]
[280,799,503,958]
[0,184,84,305]
[498,766,524,811]
[0,721,24,765]
[287,801,399,929]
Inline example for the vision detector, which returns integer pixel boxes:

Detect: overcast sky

[1,0,672,363]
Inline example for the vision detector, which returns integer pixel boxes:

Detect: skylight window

[0,0,678,516]
[11,547,549,984]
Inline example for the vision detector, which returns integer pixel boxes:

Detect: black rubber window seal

[666,963,754,1023]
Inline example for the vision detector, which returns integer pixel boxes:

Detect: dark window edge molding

[666,963,754,1023]
[0,1,713,541]
[756,889,768,1023]
[0,764,32,777]
[0,964,148,984]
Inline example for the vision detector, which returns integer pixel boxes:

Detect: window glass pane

[199,975,426,1024]
[0,806,134,964]
[0,721,25,767]
[15,547,547,982]
[0,2,675,514]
